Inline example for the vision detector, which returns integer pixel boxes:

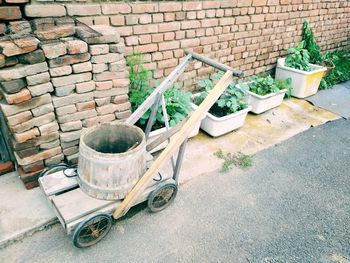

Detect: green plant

[301,21,322,64]
[127,52,192,130]
[320,50,350,89]
[285,41,312,72]
[248,75,292,98]
[214,149,253,172]
[195,71,249,117]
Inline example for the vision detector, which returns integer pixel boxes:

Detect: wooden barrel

[77,123,146,200]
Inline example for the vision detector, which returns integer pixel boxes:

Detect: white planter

[275,57,326,98]
[148,119,201,153]
[247,89,287,114]
[191,103,251,137]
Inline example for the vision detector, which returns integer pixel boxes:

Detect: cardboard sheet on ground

[306,84,350,119]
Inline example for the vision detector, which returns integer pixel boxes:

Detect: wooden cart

[39,51,243,248]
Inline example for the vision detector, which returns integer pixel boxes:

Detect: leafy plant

[127,52,191,130]
[301,21,322,64]
[320,50,350,89]
[285,41,312,72]
[248,74,292,98]
[275,78,292,98]
[194,71,249,117]
[214,149,253,172]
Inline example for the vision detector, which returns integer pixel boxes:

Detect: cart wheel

[39,163,69,177]
[148,181,178,213]
[72,213,112,248]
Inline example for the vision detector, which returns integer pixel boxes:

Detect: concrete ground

[0,119,349,263]
[0,97,341,247]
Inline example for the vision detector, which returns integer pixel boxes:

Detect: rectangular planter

[148,118,201,153]
[191,103,251,137]
[246,89,287,114]
[275,58,326,98]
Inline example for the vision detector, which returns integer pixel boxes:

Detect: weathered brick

[0,6,21,20]
[89,44,109,55]
[72,62,92,74]
[49,66,72,77]
[40,140,60,150]
[61,139,79,150]
[109,60,126,72]
[41,42,67,59]
[52,92,94,108]
[91,53,123,64]
[133,44,158,54]
[94,87,129,98]
[18,50,45,65]
[0,79,26,94]
[15,146,62,166]
[159,41,180,51]
[25,5,66,17]
[55,85,75,97]
[60,120,82,132]
[63,146,79,156]
[66,153,79,164]
[180,38,200,48]
[0,37,39,57]
[114,102,131,112]
[66,40,88,55]
[27,82,53,97]
[236,16,251,24]
[183,2,202,11]
[112,78,130,88]
[52,72,92,88]
[82,116,99,128]
[95,97,111,107]
[112,94,129,104]
[58,109,97,124]
[35,25,75,41]
[2,88,32,105]
[31,103,54,117]
[55,105,76,116]
[109,43,125,54]
[115,110,132,119]
[93,71,128,82]
[38,121,59,136]
[13,127,40,144]
[76,25,121,44]
[12,132,59,151]
[95,81,113,91]
[133,24,158,35]
[7,111,32,127]
[44,153,64,166]
[0,62,48,82]
[99,114,116,123]
[76,80,95,93]
[158,58,178,69]
[66,4,101,16]
[10,112,55,133]
[26,72,50,86]
[92,63,108,74]
[21,160,44,174]
[96,103,117,115]
[49,53,91,68]
[76,100,95,112]
[159,22,181,32]
[131,3,158,13]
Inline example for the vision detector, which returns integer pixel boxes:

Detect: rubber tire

[72,213,112,248]
[39,163,69,177]
[147,181,178,213]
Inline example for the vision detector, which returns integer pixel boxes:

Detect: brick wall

[23,1,350,89]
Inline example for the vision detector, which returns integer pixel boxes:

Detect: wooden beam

[113,70,234,219]
[126,54,192,125]
[185,50,244,78]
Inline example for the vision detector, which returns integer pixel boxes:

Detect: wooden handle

[185,50,243,77]
[113,70,234,219]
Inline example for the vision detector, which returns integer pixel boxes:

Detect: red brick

[251,14,265,22]
[159,2,182,12]
[133,24,158,34]
[159,41,180,51]
[0,7,22,20]
[181,20,201,29]
[200,36,218,45]
[201,19,219,27]
[66,4,101,16]
[110,16,125,26]
[25,5,66,17]
[134,44,158,53]
[252,0,267,6]
[131,3,158,13]
[221,1,238,8]
[180,38,200,48]
[0,162,14,175]
[158,58,178,69]
[236,16,251,24]
[164,32,175,41]
[159,22,181,32]
[183,2,202,11]
[203,1,221,9]
[101,4,131,14]
[152,33,164,43]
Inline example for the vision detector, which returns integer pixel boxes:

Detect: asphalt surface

[0,119,349,263]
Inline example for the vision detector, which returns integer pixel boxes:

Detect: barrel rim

[79,122,146,158]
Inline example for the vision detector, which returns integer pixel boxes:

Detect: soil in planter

[196,102,246,118]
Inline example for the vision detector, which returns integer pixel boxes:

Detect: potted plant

[127,52,200,152]
[275,41,326,98]
[192,72,252,137]
[246,75,291,114]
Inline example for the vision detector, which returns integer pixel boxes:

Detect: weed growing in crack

[214,149,253,172]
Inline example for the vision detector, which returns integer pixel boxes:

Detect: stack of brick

[0,24,62,189]
[0,0,28,35]
[40,23,130,164]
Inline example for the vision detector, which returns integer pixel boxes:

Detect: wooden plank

[113,70,234,219]
[126,54,192,125]
[185,50,243,77]
[39,170,78,197]
[65,178,175,235]
[52,188,115,224]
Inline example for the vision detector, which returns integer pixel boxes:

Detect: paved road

[1,119,349,263]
